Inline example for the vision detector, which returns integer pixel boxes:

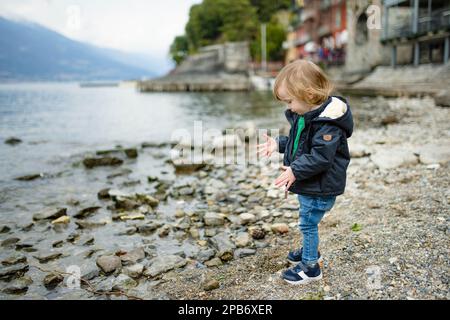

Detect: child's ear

[304,88,314,102]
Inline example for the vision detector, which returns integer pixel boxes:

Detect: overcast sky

[0,0,201,69]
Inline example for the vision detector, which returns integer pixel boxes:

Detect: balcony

[418,8,450,33]
[383,6,450,41]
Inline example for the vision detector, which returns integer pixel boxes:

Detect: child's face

[277,81,314,115]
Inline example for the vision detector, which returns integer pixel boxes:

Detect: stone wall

[345,0,389,75]
[138,42,251,92]
[173,42,250,75]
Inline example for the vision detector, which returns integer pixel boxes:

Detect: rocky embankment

[0,96,449,300]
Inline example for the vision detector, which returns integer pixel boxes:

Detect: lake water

[0,83,287,251]
[0,83,285,179]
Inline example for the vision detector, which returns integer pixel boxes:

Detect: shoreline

[0,96,449,300]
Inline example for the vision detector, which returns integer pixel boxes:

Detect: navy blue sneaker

[281,261,322,285]
[287,248,323,265]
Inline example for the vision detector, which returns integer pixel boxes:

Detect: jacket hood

[285,96,353,138]
[314,96,353,138]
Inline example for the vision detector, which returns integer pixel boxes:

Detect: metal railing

[383,7,450,41]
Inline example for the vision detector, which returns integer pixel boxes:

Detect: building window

[355,13,368,45]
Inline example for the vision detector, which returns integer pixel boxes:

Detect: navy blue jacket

[276,96,353,196]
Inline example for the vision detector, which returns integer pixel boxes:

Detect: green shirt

[292,116,305,158]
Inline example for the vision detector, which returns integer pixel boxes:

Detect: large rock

[124,148,138,159]
[137,221,164,235]
[234,248,256,259]
[182,243,200,259]
[203,278,220,291]
[203,179,227,195]
[144,255,187,277]
[120,248,145,266]
[434,89,450,107]
[2,254,27,266]
[204,257,223,267]
[83,157,123,169]
[208,233,235,261]
[170,157,207,174]
[112,274,138,291]
[33,252,62,263]
[33,208,67,221]
[271,223,289,234]
[15,173,44,181]
[234,232,251,248]
[370,148,418,169]
[96,255,122,274]
[74,206,101,219]
[418,144,450,165]
[5,137,22,145]
[197,249,216,263]
[1,237,20,248]
[0,263,29,281]
[2,277,32,294]
[43,272,64,289]
[239,213,256,225]
[123,264,144,278]
[203,212,225,226]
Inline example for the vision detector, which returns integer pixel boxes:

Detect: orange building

[285,0,348,65]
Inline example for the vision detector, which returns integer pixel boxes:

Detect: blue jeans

[298,195,336,267]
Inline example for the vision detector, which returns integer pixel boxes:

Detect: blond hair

[273,60,334,106]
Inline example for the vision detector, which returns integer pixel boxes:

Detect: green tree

[250,18,287,62]
[169,35,189,65]
[250,0,291,22]
[170,0,289,64]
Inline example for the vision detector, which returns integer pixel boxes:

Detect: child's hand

[274,166,296,190]
[257,134,277,158]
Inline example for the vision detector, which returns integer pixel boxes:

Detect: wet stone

[144,255,187,278]
[33,208,67,221]
[123,264,144,278]
[112,274,138,291]
[2,276,32,294]
[137,221,164,235]
[203,212,225,226]
[5,137,22,145]
[83,157,123,169]
[15,173,44,181]
[234,248,256,259]
[33,252,63,263]
[197,249,216,263]
[209,233,235,262]
[2,254,27,266]
[0,263,29,281]
[0,225,11,234]
[74,206,101,219]
[120,248,145,266]
[97,188,111,200]
[124,148,138,159]
[1,237,20,248]
[43,272,64,290]
[96,255,122,274]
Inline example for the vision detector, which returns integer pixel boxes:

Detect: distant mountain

[0,17,167,81]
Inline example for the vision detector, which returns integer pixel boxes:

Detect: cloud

[0,0,200,58]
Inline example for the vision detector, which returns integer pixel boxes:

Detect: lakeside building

[383,0,450,67]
